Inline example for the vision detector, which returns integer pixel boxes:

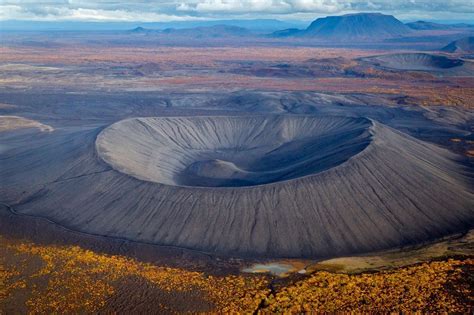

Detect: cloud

[176,0,474,15]
[176,0,343,14]
[0,0,473,21]
[0,1,202,22]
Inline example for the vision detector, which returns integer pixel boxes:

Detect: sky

[1,0,473,23]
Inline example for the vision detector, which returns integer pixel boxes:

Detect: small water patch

[242,263,296,277]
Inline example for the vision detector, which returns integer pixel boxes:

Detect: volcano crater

[96,116,373,188]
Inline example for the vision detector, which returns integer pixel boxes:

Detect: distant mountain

[406,21,451,30]
[0,19,304,32]
[406,21,474,30]
[305,13,411,39]
[130,26,147,33]
[270,28,301,37]
[160,25,253,38]
[272,13,411,41]
[453,23,474,28]
[198,19,305,32]
[441,36,474,53]
[129,25,253,38]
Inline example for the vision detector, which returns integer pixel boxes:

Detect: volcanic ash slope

[3,116,474,258]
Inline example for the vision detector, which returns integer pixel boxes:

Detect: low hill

[406,21,451,30]
[406,21,474,30]
[130,26,147,33]
[441,36,474,53]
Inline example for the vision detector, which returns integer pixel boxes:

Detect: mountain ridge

[130,24,253,37]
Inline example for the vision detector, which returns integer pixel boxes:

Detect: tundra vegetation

[0,235,472,313]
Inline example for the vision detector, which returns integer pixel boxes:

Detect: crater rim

[96,115,375,189]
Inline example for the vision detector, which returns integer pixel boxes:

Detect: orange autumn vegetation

[0,236,268,313]
[0,235,472,313]
[0,47,376,66]
[263,259,473,313]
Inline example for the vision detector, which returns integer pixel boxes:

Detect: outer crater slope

[362,53,474,76]
[90,115,472,257]
[2,115,473,258]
